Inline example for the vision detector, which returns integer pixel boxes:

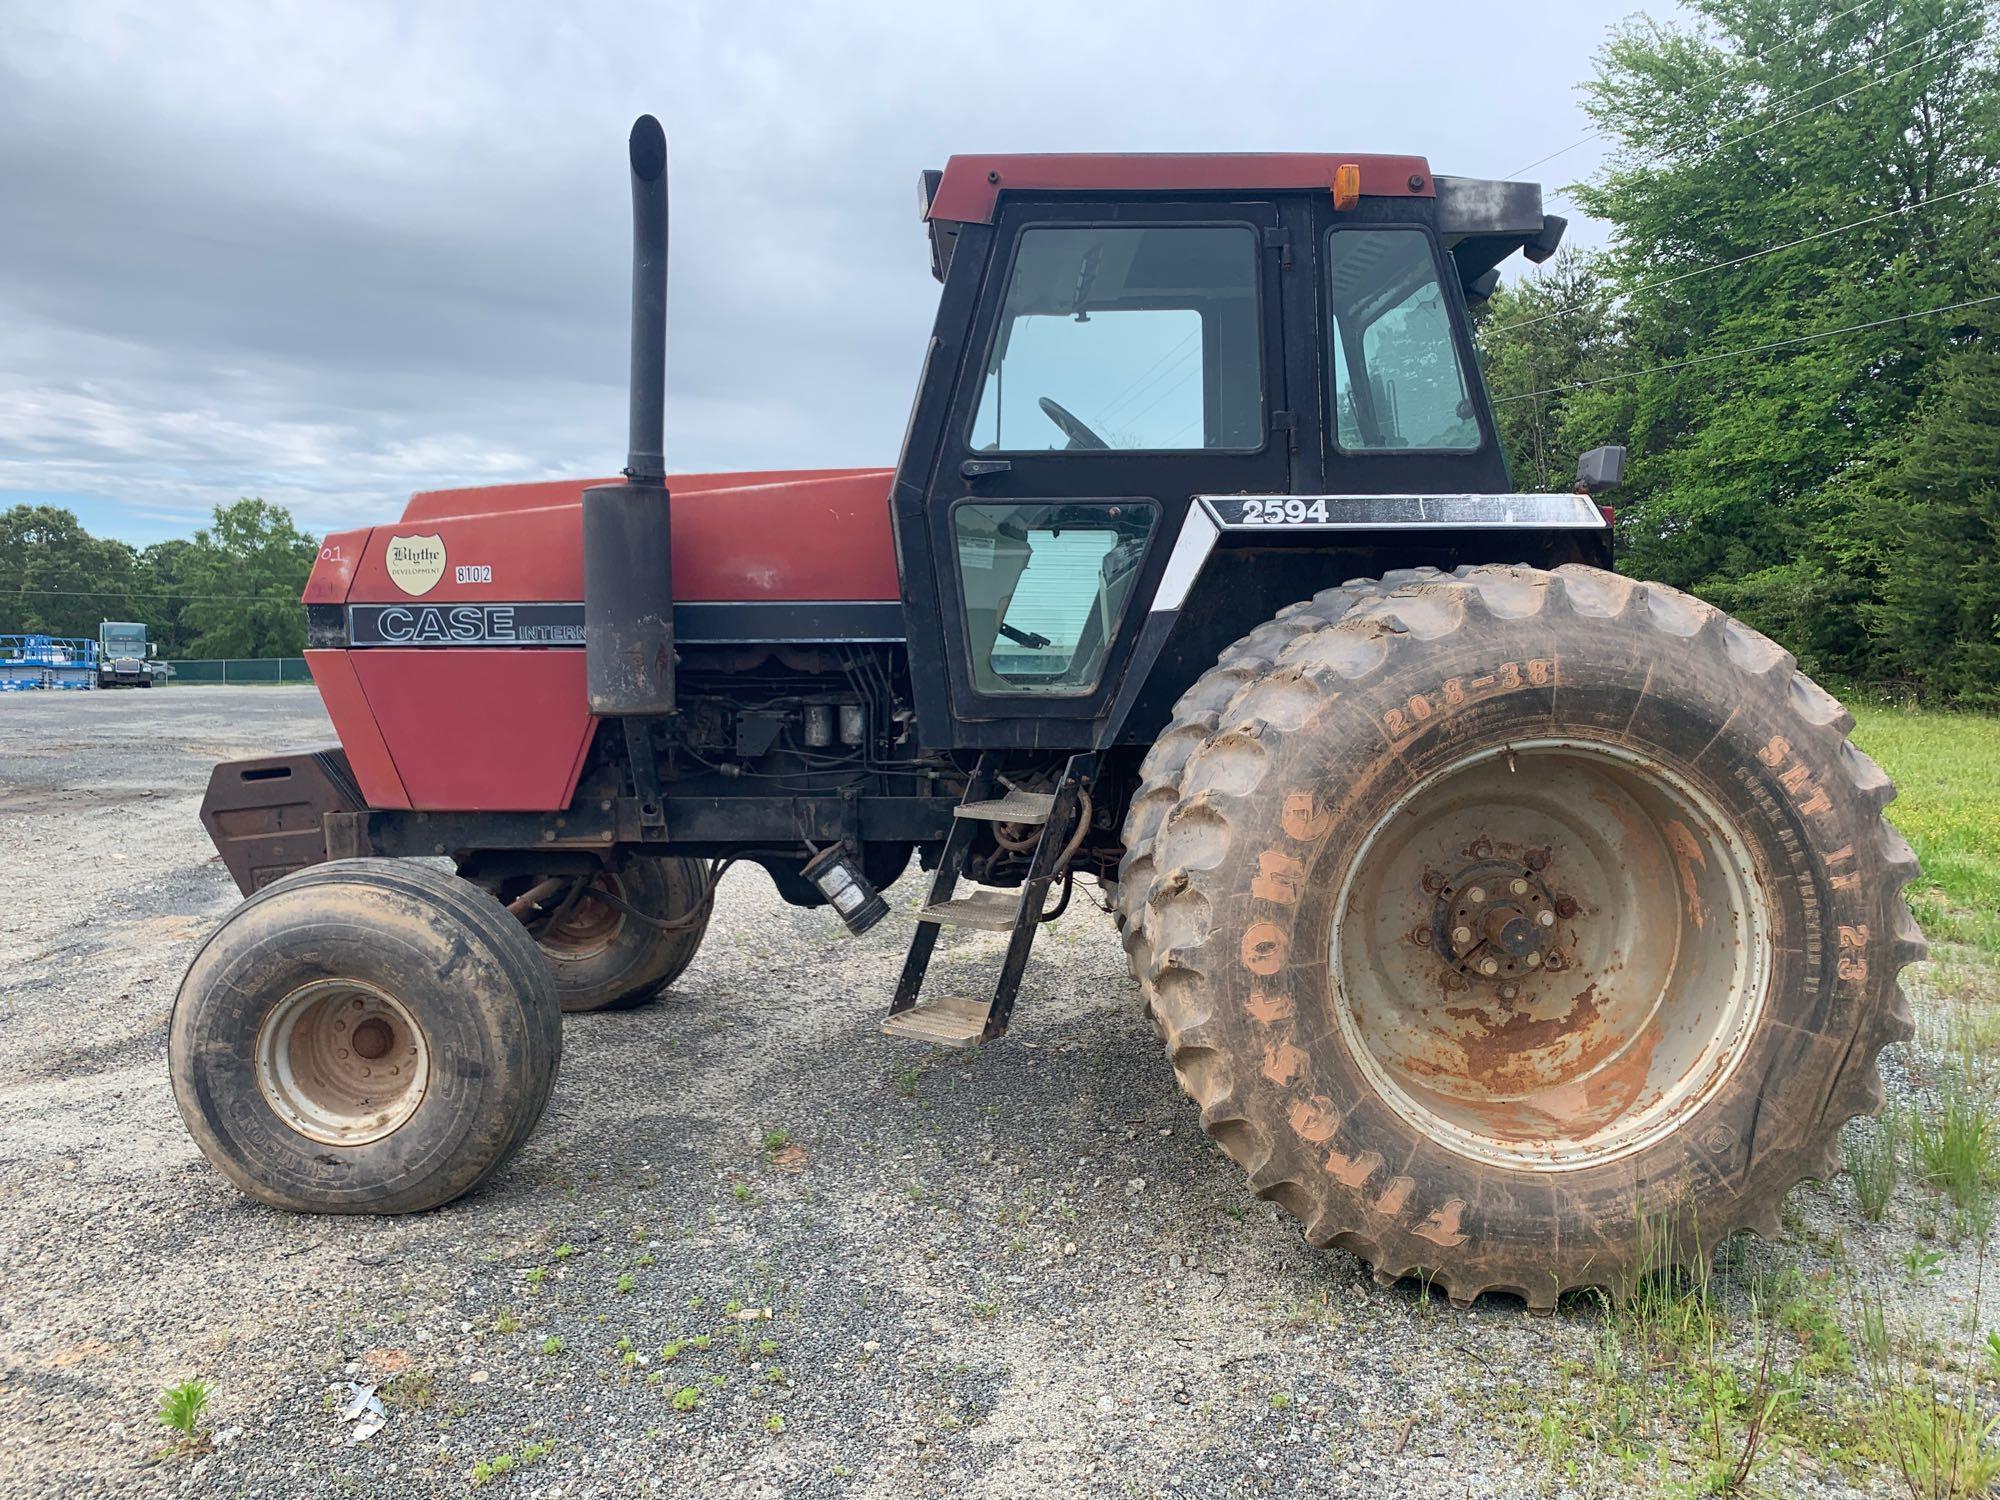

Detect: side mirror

[1574,445,1626,495]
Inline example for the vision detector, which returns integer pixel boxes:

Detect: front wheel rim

[1330,738,1773,1171]
[254,979,431,1146]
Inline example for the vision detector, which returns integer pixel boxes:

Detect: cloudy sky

[1,1,1681,544]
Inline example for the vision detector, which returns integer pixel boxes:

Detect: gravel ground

[0,687,1970,1498]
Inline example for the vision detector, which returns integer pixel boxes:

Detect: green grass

[1849,706,2000,958]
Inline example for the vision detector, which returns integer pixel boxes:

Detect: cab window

[1327,227,1480,452]
[953,501,1156,694]
[970,225,1262,452]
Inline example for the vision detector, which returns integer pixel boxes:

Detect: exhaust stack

[583,114,674,716]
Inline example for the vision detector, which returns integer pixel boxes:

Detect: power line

[1093,328,1200,425]
[1486,178,1993,336]
[1510,0,1980,179]
[1550,27,1989,212]
[1711,24,1991,155]
[5,587,304,604]
[1492,291,2000,404]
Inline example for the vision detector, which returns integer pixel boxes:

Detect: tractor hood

[307,467,900,608]
[297,466,900,814]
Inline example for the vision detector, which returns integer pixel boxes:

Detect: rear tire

[171,858,562,1214]
[1117,565,1919,1305]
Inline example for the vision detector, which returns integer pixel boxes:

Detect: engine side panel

[347,650,597,811]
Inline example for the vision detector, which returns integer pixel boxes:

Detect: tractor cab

[891,155,1569,748]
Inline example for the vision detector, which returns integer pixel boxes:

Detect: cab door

[926,199,1300,745]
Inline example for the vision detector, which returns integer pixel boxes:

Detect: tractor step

[881,995,991,1048]
[916,889,1021,931]
[885,752,1095,1047]
[953,789,1056,825]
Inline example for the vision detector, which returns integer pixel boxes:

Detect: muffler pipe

[584,114,675,716]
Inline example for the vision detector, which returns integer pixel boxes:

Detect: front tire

[1117,565,1919,1306]
[171,858,562,1214]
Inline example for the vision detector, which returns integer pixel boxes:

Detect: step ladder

[883,752,1094,1048]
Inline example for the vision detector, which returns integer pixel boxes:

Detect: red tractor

[174,118,1916,1308]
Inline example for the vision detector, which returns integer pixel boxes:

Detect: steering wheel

[1037,396,1109,451]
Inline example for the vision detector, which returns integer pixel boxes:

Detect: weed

[758,1338,779,1357]
[525,1267,548,1287]
[764,1412,786,1434]
[1845,1112,1902,1222]
[470,1453,514,1485]
[494,1311,520,1334]
[1905,1247,1948,1284]
[894,1066,921,1099]
[1911,1063,2000,1217]
[671,1386,700,1412]
[1268,1392,1293,1411]
[384,1370,435,1409]
[615,1272,637,1296]
[156,1380,211,1440]
[762,1129,792,1154]
[471,1440,551,1487]
[1857,1280,2000,1500]
[553,1243,575,1261]
[540,1335,565,1356]
[733,1183,757,1205]
[691,1334,712,1352]
[661,1339,684,1362]
[1753,1266,1852,1378]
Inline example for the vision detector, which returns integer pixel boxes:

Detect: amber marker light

[1331,162,1362,211]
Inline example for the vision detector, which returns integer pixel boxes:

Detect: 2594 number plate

[1228,497,1331,525]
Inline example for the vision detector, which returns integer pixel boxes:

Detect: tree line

[0,498,317,658]
[1478,0,1999,704]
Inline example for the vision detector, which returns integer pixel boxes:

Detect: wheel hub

[1430,858,1564,982]
[254,980,431,1146]
[537,873,624,957]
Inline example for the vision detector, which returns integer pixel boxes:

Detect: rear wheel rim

[1330,738,1772,1171]
[254,980,431,1146]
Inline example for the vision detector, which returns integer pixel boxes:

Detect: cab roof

[924,152,1436,224]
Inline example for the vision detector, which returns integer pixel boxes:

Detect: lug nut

[1545,952,1565,971]
[1523,952,1542,968]
[1499,983,1519,1000]
[1478,957,1500,976]
[1525,849,1550,871]
[1452,926,1473,946]
[1555,896,1581,919]
[1510,878,1528,896]
[1467,886,1487,904]
[1410,927,1432,946]
[1538,909,1556,928]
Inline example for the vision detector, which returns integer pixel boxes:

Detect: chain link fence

[163,657,312,684]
